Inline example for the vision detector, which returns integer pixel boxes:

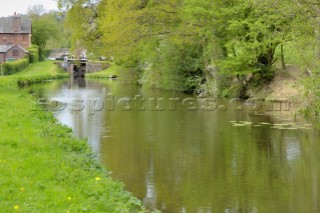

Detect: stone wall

[54,61,110,75]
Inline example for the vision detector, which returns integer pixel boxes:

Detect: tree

[57,0,101,58]
[58,0,311,95]
[28,4,47,17]
[28,5,61,60]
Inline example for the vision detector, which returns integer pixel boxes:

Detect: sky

[0,0,58,17]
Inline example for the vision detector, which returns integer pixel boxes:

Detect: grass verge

[13,61,63,77]
[85,65,141,84]
[85,65,123,79]
[0,62,145,212]
[11,61,69,87]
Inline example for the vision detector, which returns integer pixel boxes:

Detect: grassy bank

[0,62,144,212]
[85,65,141,84]
[10,61,69,87]
[13,61,63,77]
[85,65,122,79]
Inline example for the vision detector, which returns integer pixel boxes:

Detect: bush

[27,45,40,63]
[1,59,29,75]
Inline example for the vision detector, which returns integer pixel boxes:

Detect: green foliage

[139,38,205,92]
[300,69,320,118]
[2,59,29,76]
[28,7,63,61]
[16,74,68,87]
[61,0,101,57]
[215,0,299,79]
[27,45,40,63]
[0,77,19,88]
[59,0,320,103]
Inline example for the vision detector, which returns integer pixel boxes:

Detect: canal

[29,77,320,212]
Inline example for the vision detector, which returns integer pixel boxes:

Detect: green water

[30,78,320,213]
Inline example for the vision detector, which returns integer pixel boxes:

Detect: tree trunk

[281,44,286,70]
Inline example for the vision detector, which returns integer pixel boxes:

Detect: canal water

[30,78,320,213]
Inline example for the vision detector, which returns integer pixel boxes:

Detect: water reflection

[31,78,107,153]
[284,137,301,162]
[143,156,157,210]
[30,78,320,213]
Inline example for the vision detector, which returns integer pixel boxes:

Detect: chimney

[13,14,21,33]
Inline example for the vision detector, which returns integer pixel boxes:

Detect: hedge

[1,59,29,75]
[17,73,69,87]
[27,45,40,63]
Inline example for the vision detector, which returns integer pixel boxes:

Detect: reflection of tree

[43,79,320,212]
[143,155,157,210]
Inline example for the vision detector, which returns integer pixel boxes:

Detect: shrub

[1,59,29,75]
[27,45,40,63]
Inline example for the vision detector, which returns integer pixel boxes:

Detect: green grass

[0,62,145,212]
[10,61,69,87]
[85,65,123,78]
[13,61,63,77]
[86,65,141,83]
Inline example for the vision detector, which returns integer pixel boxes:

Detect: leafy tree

[57,0,316,96]
[28,5,61,60]
[218,1,297,74]
[57,0,101,58]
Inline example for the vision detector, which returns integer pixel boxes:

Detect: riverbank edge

[0,64,145,212]
[85,65,122,79]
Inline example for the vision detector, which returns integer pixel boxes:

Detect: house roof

[0,15,32,34]
[0,44,28,53]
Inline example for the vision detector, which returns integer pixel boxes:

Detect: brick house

[0,14,31,63]
[0,44,28,63]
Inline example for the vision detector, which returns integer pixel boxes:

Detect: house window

[13,50,19,57]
